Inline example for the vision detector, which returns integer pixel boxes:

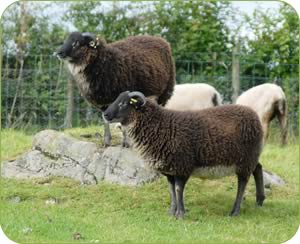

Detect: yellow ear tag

[129,98,138,105]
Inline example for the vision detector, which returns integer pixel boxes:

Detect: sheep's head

[103,91,146,125]
[55,32,103,63]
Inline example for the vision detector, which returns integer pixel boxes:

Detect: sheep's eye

[118,102,128,109]
[72,41,79,48]
[89,41,95,47]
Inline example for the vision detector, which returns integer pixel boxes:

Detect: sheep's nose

[54,50,66,59]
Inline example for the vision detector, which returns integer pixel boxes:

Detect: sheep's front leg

[103,120,111,147]
[166,175,177,216]
[121,126,130,148]
[175,176,189,219]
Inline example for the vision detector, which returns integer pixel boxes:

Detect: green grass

[0,128,299,243]
[0,129,33,161]
[64,125,123,146]
[0,126,122,161]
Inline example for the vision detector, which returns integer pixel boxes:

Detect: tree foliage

[243,3,299,79]
[1,1,298,132]
[66,1,232,57]
[239,3,299,130]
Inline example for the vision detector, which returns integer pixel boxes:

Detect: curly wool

[128,101,263,178]
[70,35,175,109]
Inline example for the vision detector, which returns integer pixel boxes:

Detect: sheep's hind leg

[103,121,111,147]
[175,176,189,219]
[230,174,249,216]
[278,112,288,146]
[166,175,177,216]
[253,163,265,206]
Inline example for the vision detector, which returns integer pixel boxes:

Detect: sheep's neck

[80,47,129,106]
[128,103,175,157]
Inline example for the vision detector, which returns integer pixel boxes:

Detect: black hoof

[229,210,240,217]
[122,141,131,148]
[104,143,111,148]
[256,201,264,207]
[104,138,111,147]
[168,207,176,217]
[256,195,265,206]
[175,210,185,219]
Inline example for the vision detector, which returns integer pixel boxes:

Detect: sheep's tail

[276,98,288,145]
[212,92,223,106]
[277,98,287,115]
[158,78,175,106]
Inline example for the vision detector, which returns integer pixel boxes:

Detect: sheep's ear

[82,32,97,47]
[95,37,106,48]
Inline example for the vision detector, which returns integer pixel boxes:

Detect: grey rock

[101,146,159,186]
[87,152,106,181]
[1,130,159,186]
[1,150,96,184]
[22,227,32,234]
[45,198,58,205]
[263,170,285,188]
[33,129,100,165]
[8,196,21,204]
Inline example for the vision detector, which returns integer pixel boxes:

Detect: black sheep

[56,32,175,146]
[103,91,265,218]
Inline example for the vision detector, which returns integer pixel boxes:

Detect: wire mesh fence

[1,52,298,138]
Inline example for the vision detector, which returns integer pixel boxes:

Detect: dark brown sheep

[56,32,175,146]
[103,91,265,218]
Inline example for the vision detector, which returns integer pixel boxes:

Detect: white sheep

[165,83,222,111]
[236,83,288,145]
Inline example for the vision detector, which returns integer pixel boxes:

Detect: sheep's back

[134,103,263,177]
[174,105,263,144]
[236,83,286,121]
[166,83,222,110]
[188,105,263,173]
[161,105,263,175]
[110,36,175,103]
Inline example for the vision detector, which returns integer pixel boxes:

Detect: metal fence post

[231,46,240,103]
[65,76,74,128]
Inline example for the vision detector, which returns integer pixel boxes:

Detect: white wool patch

[236,83,285,122]
[166,83,222,111]
[192,165,236,179]
[67,63,89,97]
